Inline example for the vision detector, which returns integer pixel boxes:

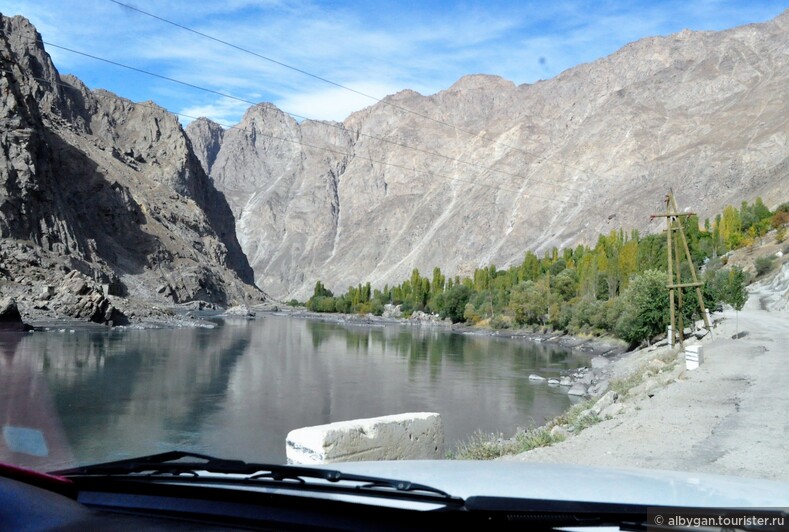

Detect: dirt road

[506,268,789,481]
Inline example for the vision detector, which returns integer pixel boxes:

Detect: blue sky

[4,0,787,124]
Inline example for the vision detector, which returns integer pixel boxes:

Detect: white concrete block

[286,412,443,464]
[685,344,704,370]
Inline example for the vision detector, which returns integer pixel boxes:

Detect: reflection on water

[0,316,589,468]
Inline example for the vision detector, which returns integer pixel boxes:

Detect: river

[0,315,590,469]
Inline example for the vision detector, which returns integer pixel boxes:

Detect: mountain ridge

[1,10,786,309]
[188,9,788,300]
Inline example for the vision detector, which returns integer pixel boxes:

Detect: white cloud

[178,97,252,126]
[273,82,402,122]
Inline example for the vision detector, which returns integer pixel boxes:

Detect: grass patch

[610,347,680,397]
[610,372,644,398]
[452,427,564,460]
[452,431,519,460]
[515,427,563,449]
[549,399,601,433]
[550,399,593,427]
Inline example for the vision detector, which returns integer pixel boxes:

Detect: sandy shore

[504,267,789,482]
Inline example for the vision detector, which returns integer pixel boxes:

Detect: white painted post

[685,344,703,370]
[667,325,674,348]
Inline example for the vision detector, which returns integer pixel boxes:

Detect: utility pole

[651,191,712,348]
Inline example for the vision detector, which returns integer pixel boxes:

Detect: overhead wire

[41,40,586,196]
[0,64,572,207]
[105,0,604,190]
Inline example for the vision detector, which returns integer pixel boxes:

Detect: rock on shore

[0,298,31,332]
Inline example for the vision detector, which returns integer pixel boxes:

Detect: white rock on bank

[600,403,625,418]
[382,304,402,319]
[587,381,610,397]
[528,374,547,381]
[567,383,588,396]
[223,305,256,318]
[286,413,443,464]
[590,391,619,416]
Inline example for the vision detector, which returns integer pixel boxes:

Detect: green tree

[312,281,333,299]
[430,267,445,297]
[519,251,541,282]
[723,267,747,310]
[723,266,747,337]
[440,284,472,323]
[719,205,742,250]
[552,269,578,302]
[509,280,550,326]
[614,269,669,345]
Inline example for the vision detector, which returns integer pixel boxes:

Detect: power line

[0,65,576,207]
[105,0,602,188]
[41,40,587,195]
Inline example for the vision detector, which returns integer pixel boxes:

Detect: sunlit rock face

[187,10,789,301]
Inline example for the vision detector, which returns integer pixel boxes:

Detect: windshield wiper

[53,451,461,506]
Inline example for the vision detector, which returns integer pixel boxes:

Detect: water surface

[0,316,589,468]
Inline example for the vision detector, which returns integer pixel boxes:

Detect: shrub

[370,299,384,316]
[463,302,483,324]
[755,256,774,277]
[614,269,669,345]
[490,314,513,329]
[776,226,786,244]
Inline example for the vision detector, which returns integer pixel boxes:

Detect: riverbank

[500,264,789,481]
[259,306,628,359]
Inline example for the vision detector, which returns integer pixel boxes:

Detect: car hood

[305,461,789,507]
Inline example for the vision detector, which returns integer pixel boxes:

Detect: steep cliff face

[0,14,261,320]
[187,117,224,178]
[188,105,353,297]
[189,11,789,300]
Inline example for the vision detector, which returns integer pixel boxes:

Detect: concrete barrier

[286,413,443,464]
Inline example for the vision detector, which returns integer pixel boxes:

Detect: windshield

[1,0,788,492]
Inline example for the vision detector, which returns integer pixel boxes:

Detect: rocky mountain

[188,10,788,301]
[0,14,263,323]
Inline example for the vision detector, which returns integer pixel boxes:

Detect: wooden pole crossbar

[651,192,712,348]
[667,282,704,289]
